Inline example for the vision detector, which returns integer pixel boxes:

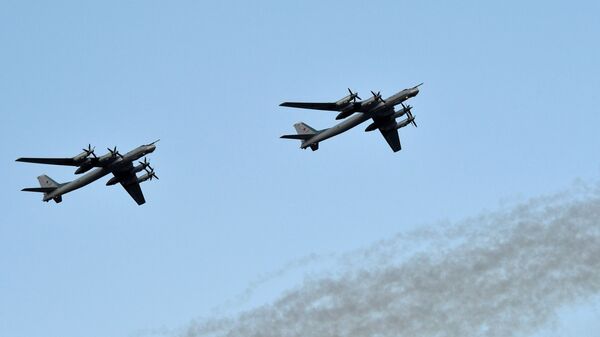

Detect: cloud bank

[183,183,600,337]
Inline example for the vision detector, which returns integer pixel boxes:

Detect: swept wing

[110,163,146,205]
[370,115,402,152]
[120,181,145,205]
[16,157,83,166]
[279,102,344,111]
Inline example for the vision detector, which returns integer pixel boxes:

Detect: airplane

[16,140,159,205]
[280,84,421,152]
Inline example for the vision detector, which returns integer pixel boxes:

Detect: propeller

[347,88,361,102]
[144,167,159,180]
[139,157,153,171]
[107,146,123,158]
[401,103,417,127]
[371,90,386,104]
[82,144,96,158]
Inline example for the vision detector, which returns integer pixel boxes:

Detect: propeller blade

[139,158,150,168]
[407,111,417,127]
[107,146,123,158]
[82,144,96,158]
[143,166,159,180]
[347,88,361,102]
[370,90,385,103]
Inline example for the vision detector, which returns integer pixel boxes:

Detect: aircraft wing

[371,116,402,152]
[111,165,146,205]
[16,157,80,166]
[280,102,342,111]
[16,157,103,167]
[120,181,146,205]
[379,128,401,152]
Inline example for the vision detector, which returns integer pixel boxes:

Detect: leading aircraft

[16,140,159,205]
[280,84,421,152]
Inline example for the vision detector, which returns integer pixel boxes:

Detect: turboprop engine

[364,105,414,132]
[73,144,96,163]
[73,144,96,174]
[336,88,360,105]
[75,162,94,174]
[106,165,158,186]
[334,89,361,120]
[395,112,417,129]
[137,168,159,184]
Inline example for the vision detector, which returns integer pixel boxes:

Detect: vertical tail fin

[281,122,320,140]
[37,175,60,188]
[293,122,318,135]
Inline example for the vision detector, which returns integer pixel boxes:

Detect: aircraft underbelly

[309,114,369,145]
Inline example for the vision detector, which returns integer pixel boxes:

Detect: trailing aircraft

[16,140,159,205]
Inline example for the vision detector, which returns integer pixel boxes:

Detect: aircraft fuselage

[301,112,371,149]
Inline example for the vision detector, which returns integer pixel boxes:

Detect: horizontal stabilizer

[280,134,314,140]
[21,187,57,193]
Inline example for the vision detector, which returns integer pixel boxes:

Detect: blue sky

[1,1,600,337]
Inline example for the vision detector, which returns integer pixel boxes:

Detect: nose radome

[147,144,156,152]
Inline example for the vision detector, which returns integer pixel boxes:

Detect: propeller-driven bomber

[16,140,159,205]
[280,84,421,152]
[17,84,422,205]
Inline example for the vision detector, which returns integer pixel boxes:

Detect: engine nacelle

[132,164,146,174]
[335,109,355,120]
[364,122,378,132]
[335,94,354,106]
[392,105,411,119]
[75,163,93,175]
[72,151,89,163]
[98,153,117,163]
[106,176,121,186]
[395,118,413,129]
[137,173,152,184]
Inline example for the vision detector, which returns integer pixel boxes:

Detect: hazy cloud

[182,182,600,337]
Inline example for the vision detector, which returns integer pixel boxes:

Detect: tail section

[280,122,318,140]
[280,122,322,151]
[37,175,60,188]
[22,175,63,203]
[294,122,317,135]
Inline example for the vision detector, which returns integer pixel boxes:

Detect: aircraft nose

[147,144,156,152]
